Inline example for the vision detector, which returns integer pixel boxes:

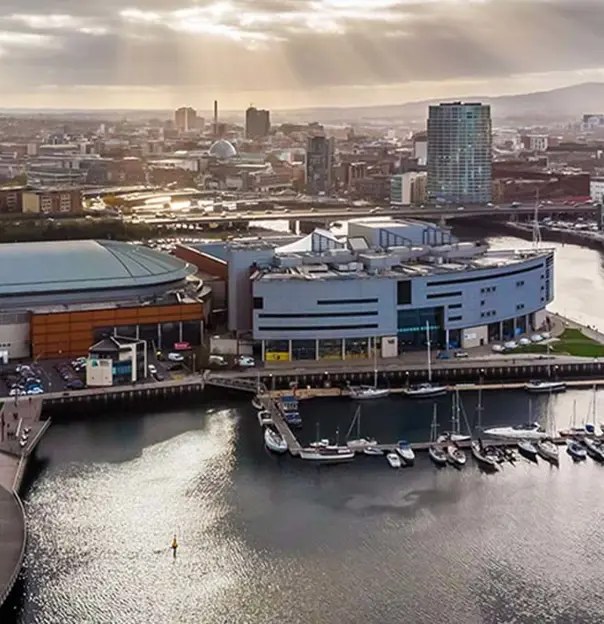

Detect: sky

[1,0,604,110]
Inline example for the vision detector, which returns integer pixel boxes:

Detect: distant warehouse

[0,240,210,359]
[178,219,554,362]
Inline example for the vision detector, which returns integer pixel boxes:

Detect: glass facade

[160,322,180,350]
[488,322,501,342]
[344,338,369,359]
[182,321,201,346]
[115,325,137,339]
[139,324,159,349]
[291,339,316,360]
[397,307,442,350]
[318,339,342,359]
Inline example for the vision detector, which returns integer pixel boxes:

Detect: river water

[6,236,604,624]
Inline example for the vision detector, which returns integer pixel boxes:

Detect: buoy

[171,534,178,558]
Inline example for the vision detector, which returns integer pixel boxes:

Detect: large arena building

[179,219,555,362]
[0,240,209,359]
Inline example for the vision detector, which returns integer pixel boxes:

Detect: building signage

[174,342,191,351]
[265,351,290,362]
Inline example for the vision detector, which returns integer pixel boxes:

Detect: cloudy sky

[0,0,603,110]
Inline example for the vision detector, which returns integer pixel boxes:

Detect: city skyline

[0,0,602,109]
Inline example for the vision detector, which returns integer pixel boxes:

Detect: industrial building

[197,219,554,362]
[0,240,210,360]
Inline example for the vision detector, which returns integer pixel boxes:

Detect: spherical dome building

[208,139,237,160]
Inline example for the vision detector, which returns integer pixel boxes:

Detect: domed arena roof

[0,240,194,296]
[208,139,237,159]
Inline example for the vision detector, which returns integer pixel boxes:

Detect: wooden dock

[259,394,302,456]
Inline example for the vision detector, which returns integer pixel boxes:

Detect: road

[126,202,597,227]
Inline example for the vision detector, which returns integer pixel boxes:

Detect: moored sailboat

[348,341,390,400]
[264,427,288,454]
[428,404,448,466]
[346,405,378,451]
[402,322,448,398]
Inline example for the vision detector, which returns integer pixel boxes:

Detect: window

[259,311,378,319]
[258,323,379,331]
[516,304,525,311]
[481,300,485,306]
[427,291,462,299]
[253,297,264,310]
[516,280,525,287]
[427,264,543,287]
[449,303,462,309]
[448,315,462,322]
[317,298,378,305]
[397,280,412,305]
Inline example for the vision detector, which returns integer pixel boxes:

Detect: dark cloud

[0,0,603,102]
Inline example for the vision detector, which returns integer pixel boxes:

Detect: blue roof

[0,240,194,295]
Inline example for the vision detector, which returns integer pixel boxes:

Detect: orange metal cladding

[31,302,203,358]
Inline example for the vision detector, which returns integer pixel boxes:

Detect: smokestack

[213,100,218,128]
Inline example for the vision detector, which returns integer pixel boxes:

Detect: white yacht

[536,438,559,463]
[483,422,547,440]
[566,439,587,461]
[264,428,288,454]
[345,405,378,450]
[402,383,448,399]
[428,405,448,466]
[524,380,566,394]
[402,322,448,399]
[518,440,539,460]
[348,437,379,450]
[386,452,401,468]
[299,446,355,462]
[348,345,390,400]
[349,386,390,400]
[363,446,384,456]
[446,444,467,467]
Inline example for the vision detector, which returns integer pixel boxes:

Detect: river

[5,235,604,624]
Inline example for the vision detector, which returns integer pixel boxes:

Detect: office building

[427,102,492,205]
[22,188,83,214]
[245,107,271,139]
[391,172,427,205]
[306,135,335,195]
[174,107,198,132]
[202,219,554,361]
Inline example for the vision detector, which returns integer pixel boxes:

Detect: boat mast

[431,403,438,442]
[426,320,432,383]
[373,338,378,388]
[455,388,461,434]
[476,385,483,429]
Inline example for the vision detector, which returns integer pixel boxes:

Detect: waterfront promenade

[0,396,45,608]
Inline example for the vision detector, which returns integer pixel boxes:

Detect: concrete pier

[0,396,46,608]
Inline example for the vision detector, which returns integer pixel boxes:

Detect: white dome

[208,139,237,159]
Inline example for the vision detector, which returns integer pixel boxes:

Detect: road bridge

[129,202,598,227]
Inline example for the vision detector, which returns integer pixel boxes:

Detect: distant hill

[277,82,604,123]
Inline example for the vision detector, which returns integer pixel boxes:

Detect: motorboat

[279,395,302,427]
[582,437,604,462]
[437,432,471,444]
[348,437,378,450]
[310,438,330,448]
[299,446,355,462]
[348,385,390,400]
[251,395,263,410]
[363,446,384,456]
[402,383,448,399]
[396,440,415,465]
[257,409,273,426]
[524,380,566,394]
[536,438,559,464]
[264,428,288,454]
[428,444,448,466]
[558,426,586,438]
[481,444,506,464]
[386,452,401,468]
[470,440,499,470]
[446,444,467,467]
[517,440,539,460]
[482,422,547,440]
[566,440,587,461]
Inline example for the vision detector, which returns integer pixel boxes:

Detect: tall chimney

[213,100,218,136]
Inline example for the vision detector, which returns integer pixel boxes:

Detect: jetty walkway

[0,396,46,608]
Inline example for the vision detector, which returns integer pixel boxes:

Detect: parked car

[503,341,518,350]
[518,337,531,346]
[530,334,544,343]
[454,351,469,359]
[491,344,505,353]
[237,355,256,368]
[148,364,157,375]
[436,351,451,360]
[167,352,184,362]
[209,354,229,368]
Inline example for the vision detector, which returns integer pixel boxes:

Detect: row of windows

[258,311,378,319]
[427,291,462,300]
[317,298,378,305]
[258,324,379,332]
[481,286,496,294]
[481,311,497,318]
[427,264,543,287]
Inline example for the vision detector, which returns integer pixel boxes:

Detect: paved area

[0,485,25,607]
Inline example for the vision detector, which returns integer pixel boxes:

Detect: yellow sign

[265,351,290,362]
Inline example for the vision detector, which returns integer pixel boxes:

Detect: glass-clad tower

[427,102,492,205]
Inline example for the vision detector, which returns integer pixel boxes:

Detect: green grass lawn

[514,328,604,358]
